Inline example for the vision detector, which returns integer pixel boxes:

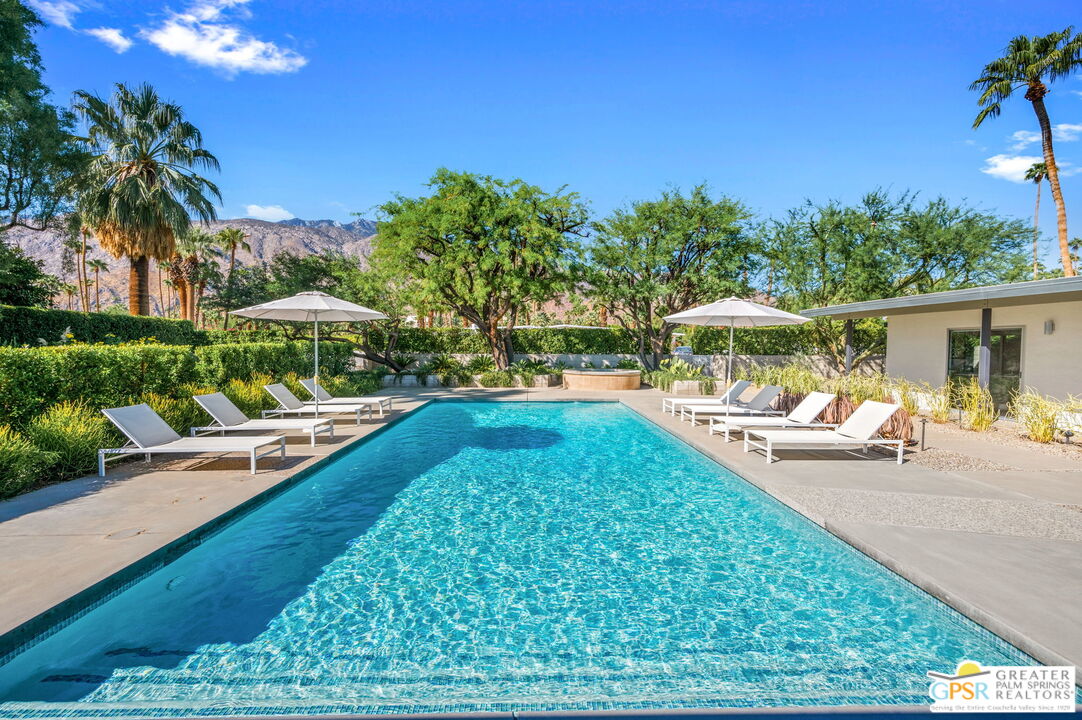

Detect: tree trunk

[1030,92,1075,277]
[157,262,164,317]
[486,323,512,370]
[79,232,89,311]
[128,256,150,315]
[1033,180,1042,280]
[94,272,100,312]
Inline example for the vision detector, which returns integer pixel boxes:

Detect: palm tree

[60,283,77,311]
[971,28,1082,277]
[172,228,218,323]
[1024,162,1047,279]
[216,227,250,282]
[73,83,221,315]
[86,258,108,311]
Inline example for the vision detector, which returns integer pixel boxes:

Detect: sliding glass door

[947,328,1022,408]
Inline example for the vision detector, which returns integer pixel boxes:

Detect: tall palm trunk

[128,256,151,315]
[79,231,90,311]
[1028,85,1075,276]
[157,261,164,317]
[1032,179,1042,280]
[94,270,101,311]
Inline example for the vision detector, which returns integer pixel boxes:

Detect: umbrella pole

[726,323,734,414]
[314,316,319,416]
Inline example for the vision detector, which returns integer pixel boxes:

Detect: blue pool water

[0,401,1032,717]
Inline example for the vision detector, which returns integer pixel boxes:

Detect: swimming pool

[0,401,1032,717]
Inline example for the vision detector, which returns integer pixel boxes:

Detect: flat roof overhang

[800,276,1082,320]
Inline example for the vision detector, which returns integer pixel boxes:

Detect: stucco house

[802,277,1082,405]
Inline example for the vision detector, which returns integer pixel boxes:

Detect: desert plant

[466,355,496,374]
[25,402,115,479]
[222,377,273,417]
[426,354,470,386]
[958,379,997,432]
[0,426,59,498]
[926,383,953,423]
[615,358,643,370]
[1009,388,1060,443]
[891,378,922,416]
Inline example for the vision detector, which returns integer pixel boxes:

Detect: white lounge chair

[193,392,335,447]
[709,392,837,442]
[262,384,373,425]
[744,400,904,464]
[98,404,285,476]
[661,380,751,415]
[680,385,784,425]
[300,378,392,417]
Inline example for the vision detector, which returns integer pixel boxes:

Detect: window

[947,328,1022,407]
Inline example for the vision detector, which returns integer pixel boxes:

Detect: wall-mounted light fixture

[1044,320,1055,335]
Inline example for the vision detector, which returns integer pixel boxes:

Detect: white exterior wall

[885,300,1082,398]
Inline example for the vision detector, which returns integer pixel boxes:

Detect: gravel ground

[906,446,1019,472]
[921,416,1082,460]
[772,485,1082,542]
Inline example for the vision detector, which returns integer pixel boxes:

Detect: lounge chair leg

[766,441,774,463]
[250,449,257,474]
[329,420,335,440]
[280,437,286,459]
[310,429,316,447]
[897,444,903,464]
[98,451,106,477]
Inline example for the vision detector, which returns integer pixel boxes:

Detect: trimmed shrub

[0,305,205,346]
[478,370,518,388]
[24,402,116,479]
[141,393,206,435]
[222,374,276,417]
[0,341,352,428]
[0,426,58,498]
[193,341,353,386]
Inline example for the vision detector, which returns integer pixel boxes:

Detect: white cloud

[981,154,1080,182]
[1009,123,1082,150]
[980,154,1044,183]
[245,204,294,221]
[141,0,307,76]
[27,0,80,28]
[84,27,133,53]
[1053,123,1082,142]
[1009,130,1040,151]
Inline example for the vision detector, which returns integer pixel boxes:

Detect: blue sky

[26,0,1082,261]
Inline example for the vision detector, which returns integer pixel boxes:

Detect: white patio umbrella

[230,291,387,414]
[663,297,809,406]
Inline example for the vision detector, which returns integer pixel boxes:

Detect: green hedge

[0,305,207,346]
[391,327,640,354]
[0,341,354,426]
[684,325,815,355]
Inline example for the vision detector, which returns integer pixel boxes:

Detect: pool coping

[614,401,1077,674]
[0,394,1073,717]
[0,399,436,667]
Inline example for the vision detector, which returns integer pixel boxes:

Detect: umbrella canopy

[663,297,809,392]
[230,291,387,323]
[231,292,387,413]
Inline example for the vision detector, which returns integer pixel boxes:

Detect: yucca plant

[958,379,997,432]
[25,402,116,479]
[0,426,59,498]
[1009,388,1060,443]
[891,379,922,416]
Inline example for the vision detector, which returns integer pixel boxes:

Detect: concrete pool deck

[0,386,1079,683]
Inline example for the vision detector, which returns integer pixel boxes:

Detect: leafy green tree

[585,186,754,369]
[204,251,413,368]
[971,28,1082,277]
[766,191,1030,369]
[74,82,220,315]
[0,0,85,231]
[373,169,589,369]
[0,239,58,306]
[1024,162,1047,280]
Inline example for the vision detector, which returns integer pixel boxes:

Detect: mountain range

[4,218,378,313]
